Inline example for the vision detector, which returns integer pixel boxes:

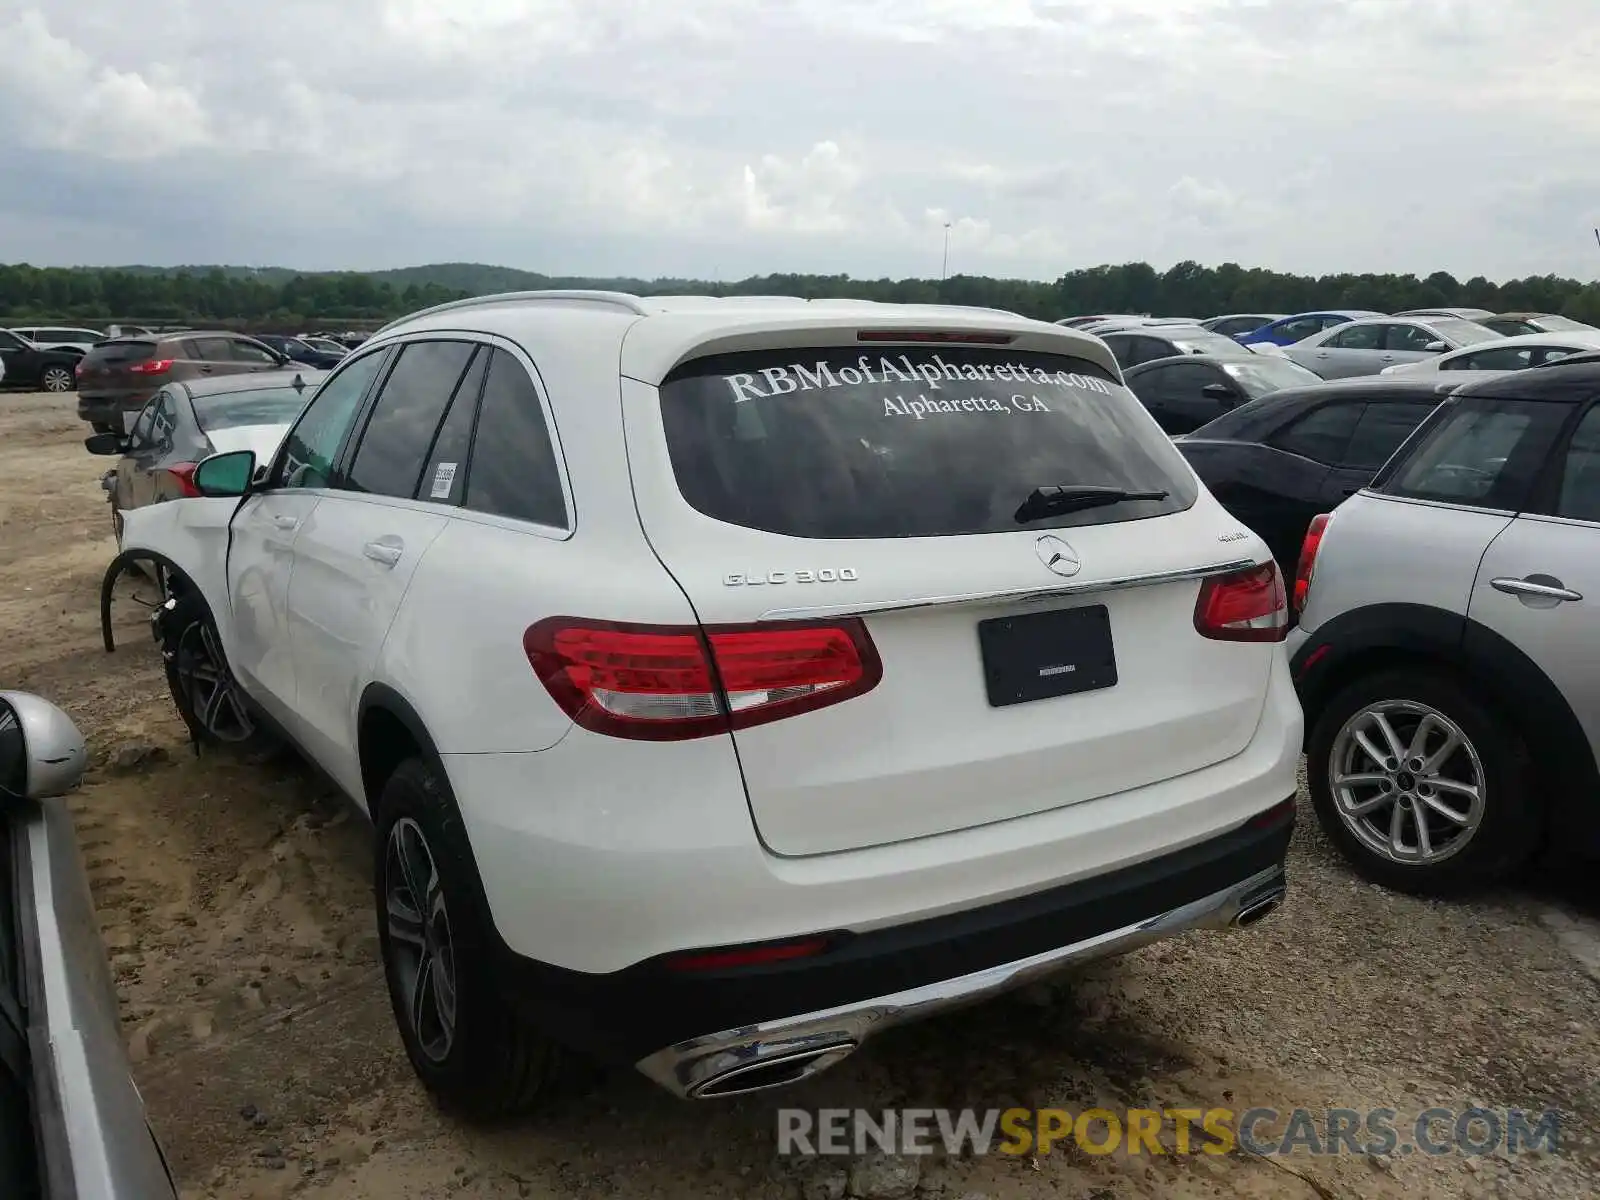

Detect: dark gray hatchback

[74,332,294,433]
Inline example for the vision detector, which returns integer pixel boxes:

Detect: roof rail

[372,290,652,335]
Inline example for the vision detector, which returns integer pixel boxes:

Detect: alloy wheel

[173,619,256,742]
[1328,700,1486,866]
[384,816,458,1064]
[41,366,73,392]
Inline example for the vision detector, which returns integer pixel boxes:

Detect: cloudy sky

[2,0,1597,282]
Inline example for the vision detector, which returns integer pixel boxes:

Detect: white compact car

[112,292,1301,1112]
[1289,354,1600,893]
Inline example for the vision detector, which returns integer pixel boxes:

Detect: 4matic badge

[724,568,860,586]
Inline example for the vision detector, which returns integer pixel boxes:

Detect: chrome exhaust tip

[690,1043,858,1099]
[1233,886,1286,928]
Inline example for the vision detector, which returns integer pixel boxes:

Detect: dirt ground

[1,389,1597,1200]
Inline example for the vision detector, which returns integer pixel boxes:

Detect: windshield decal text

[724,355,1114,403]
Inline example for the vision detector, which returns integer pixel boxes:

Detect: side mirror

[1201,382,1238,402]
[85,433,127,455]
[193,450,257,497]
[1423,341,1447,353]
[0,692,88,801]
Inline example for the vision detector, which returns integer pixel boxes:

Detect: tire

[159,590,276,755]
[372,757,562,1118]
[1306,668,1541,896]
[39,365,74,393]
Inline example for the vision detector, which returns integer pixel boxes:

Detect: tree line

[2,259,1599,329]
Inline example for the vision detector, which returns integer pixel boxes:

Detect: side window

[229,338,280,365]
[1128,363,1173,400]
[190,336,232,362]
[130,396,162,447]
[1275,318,1321,342]
[417,349,489,504]
[1327,324,1382,350]
[1157,362,1217,393]
[1387,324,1442,353]
[1556,405,1600,523]
[1532,345,1584,367]
[1449,346,1532,372]
[0,331,24,351]
[1269,401,1365,464]
[1341,400,1439,470]
[150,394,177,449]
[277,349,390,490]
[1380,398,1563,508]
[463,349,567,528]
[346,341,477,499]
[1103,336,1135,368]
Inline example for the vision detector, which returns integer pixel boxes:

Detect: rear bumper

[639,858,1288,1098]
[77,391,155,425]
[488,803,1293,1083]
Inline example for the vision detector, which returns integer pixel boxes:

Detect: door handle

[271,514,299,531]
[1490,576,1582,602]
[363,539,403,566]
[197,365,213,374]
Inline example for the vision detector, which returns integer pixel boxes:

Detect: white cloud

[1,0,1598,279]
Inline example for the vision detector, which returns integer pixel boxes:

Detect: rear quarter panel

[1297,492,1514,633]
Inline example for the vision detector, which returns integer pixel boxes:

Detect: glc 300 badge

[1218,530,1249,542]
[724,568,860,586]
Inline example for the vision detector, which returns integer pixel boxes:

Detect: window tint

[1449,345,1534,371]
[1381,398,1556,507]
[1387,323,1445,352]
[192,386,309,432]
[130,396,161,447]
[1102,335,1136,368]
[190,336,233,361]
[1153,362,1218,393]
[1269,401,1363,464]
[278,349,388,490]
[347,341,476,499]
[0,331,24,351]
[229,338,280,365]
[1275,318,1323,342]
[1328,324,1382,350]
[1557,405,1600,523]
[1341,400,1439,469]
[657,346,1197,539]
[150,393,177,448]
[417,349,487,503]
[463,350,567,526]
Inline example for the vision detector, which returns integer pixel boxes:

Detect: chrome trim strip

[636,864,1286,1098]
[756,557,1259,621]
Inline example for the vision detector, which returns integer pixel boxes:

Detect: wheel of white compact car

[160,590,275,754]
[39,364,74,392]
[373,757,563,1118]
[1307,669,1542,896]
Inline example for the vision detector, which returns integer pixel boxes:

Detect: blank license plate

[977,605,1118,707]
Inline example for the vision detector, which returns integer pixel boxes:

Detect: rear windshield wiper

[1014,485,1170,524]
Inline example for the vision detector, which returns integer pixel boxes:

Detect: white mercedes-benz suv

[110,292,1301,1112]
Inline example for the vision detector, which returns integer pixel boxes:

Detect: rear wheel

[373,757,563,1118]
[39,365,74,392]
[1307,669,1541,895]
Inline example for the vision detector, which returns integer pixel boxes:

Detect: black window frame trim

[318,331,577,538]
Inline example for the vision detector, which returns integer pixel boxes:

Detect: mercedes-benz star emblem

[1034,534,1081,578]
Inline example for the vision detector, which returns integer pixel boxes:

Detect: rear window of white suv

[657,345,1198,539]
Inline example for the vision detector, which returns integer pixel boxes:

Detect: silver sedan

[1277,315,1503,379]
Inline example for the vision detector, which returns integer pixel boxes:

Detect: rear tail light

[165,463,202,499]
[74,360,85,377]
[128,358,174,375]
[1194,562,1288,643]
[523,617,883,741]
[1294,514,1332,613]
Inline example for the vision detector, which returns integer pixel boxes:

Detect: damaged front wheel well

[99,548,196,652]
